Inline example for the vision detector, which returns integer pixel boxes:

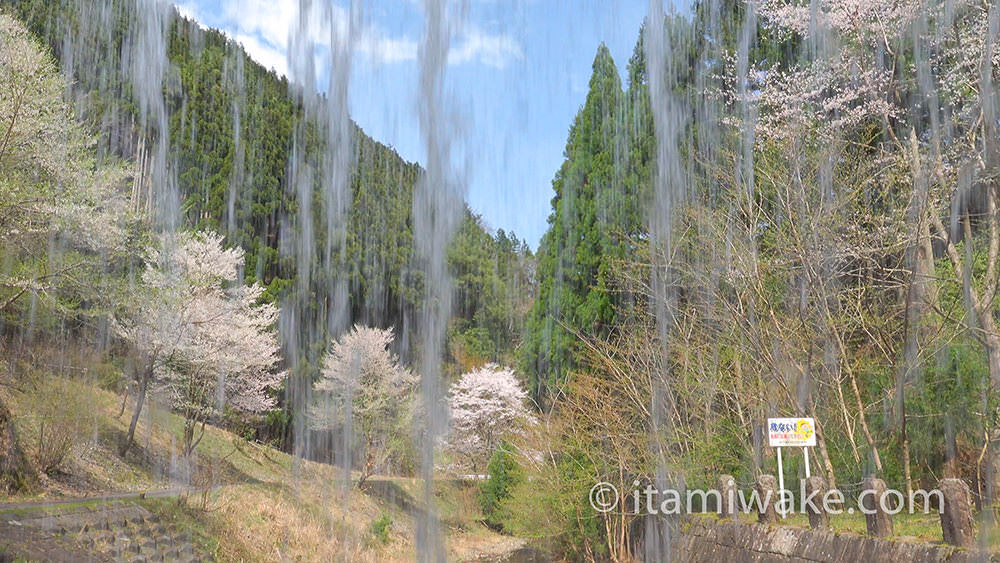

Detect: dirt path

[451,533,549,562]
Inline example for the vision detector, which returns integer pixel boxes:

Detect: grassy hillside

[0,346,524,561]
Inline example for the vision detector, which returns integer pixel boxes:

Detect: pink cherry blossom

[446,364,533,471]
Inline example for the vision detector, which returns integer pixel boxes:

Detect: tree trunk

[817,283,884,476]
[831,324,885,476]
[850,372,883,475]
[811,405,838,490]
[983,332,1000,392]
[121,365,151,456]
[358,441,375,489]
[188,420,208,455]
[901,422,913,502]
[0,400,34,493]
[897,128,936,495]
[183,419,195,456]
[117,383,130,418]
[981,333,1000,522]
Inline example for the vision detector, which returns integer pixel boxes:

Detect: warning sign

[767,417,816,447]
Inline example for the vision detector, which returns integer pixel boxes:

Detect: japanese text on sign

[767,417,816,447]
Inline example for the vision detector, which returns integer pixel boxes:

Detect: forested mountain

[3,0,534,371]
[520,4,797,409]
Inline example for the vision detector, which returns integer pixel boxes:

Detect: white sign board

[767,417,816,447]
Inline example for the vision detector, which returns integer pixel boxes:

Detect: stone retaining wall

[673,518,996,562]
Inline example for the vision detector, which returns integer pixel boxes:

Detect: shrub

[95,361,125,393]
[24,376,90,474]
[369,513,392,545]
[500,440,609,559]
[478,441,522,529]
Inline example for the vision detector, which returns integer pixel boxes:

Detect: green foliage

[547,448,607,559]
[478,441,522,529]
[368,513,392,545]
[95,360,126,393]
[522,43,647,407]
[448,214,536,368]
[908,344,992,479]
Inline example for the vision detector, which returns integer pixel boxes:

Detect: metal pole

[804,447,811,478]
[777,446,785,518]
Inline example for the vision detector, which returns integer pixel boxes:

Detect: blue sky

[174,0,653,249]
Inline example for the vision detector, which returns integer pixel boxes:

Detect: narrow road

[0,486,210,511]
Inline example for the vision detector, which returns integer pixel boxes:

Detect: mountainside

[3,0,535,402]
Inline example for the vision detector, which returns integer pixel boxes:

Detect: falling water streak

[801,0,838,475]
[802,1,838,421]
[279,0,360,550]
[895,0,938,503]
[130,0,180,234]
[284,0,318,468]
[645,0,688,559]
[979,2,999,539]
[691,0,726,485]
[225,45,246,238]
[323,0,355,341]
[982,5,999,172]
[735,0,758,239]
[321,1,358,554]
[414,0,465,560]
[63,0,130,165]
[126,0,185,480]
[735,0,761,473]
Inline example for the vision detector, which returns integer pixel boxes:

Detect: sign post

[767,417,817,518]
[776,446,784,516]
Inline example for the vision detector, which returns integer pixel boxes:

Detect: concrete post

[756,474,778,524]
[804,476,829,530]
[862,476,894,538]
[718,474,739,520]
[938,478,975,548]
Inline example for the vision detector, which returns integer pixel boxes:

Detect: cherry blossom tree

[115,231,284,455]
[311,325,417,487]
[446,364,533,472]
[0,14,130,316]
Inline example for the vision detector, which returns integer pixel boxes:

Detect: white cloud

[222,0,297,50]
[173,2,197,22]
[234,32,288,75]
[172,1,291,75]
[174,1,523,78]
[449,26,523,69]
[356,32,417,64]
[208,0,416,72]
